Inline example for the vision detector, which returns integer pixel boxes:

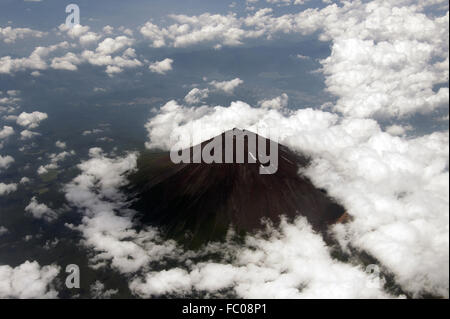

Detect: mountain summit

[128,129,346,247]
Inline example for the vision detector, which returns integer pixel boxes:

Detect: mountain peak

[128,130,346,247]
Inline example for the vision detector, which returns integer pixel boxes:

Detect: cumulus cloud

[55,140,67,149]
[130,217,391,298]
[210,78,243,94]
[64,148,181,274]
[0,41,69,74]
[103,25,114,35]
[0,261,60,298]
[65,105,448,297]
[149,58,174,74]
[0,182,17,196]
[258,93,288,109]
[65,146,392,298]
[20,130,40,140]
[0,126,14,139]
[96,36,134,55]
[293,1,449,118]
[25,196,58,222]
[16,111,48,129]
[50,52,82,71]
[37,150,75,174]
[138,1,448,118]
[0,26,46,43]
[90,281,118,299]
[36,164,55,175]
[0,154,14,170]
[144,100,276,150]
[50,42,142,75]
[140,13,249,48]
[58,24,100,46]
[1,27,141,75]
[143,99,449,298]
[20,177,30,184]
[80,46,142,75]
[184,88,209,105]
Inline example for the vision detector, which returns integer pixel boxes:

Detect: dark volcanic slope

[128,129,346,247]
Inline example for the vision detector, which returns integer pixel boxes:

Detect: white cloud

[321,36,449,118]
[64,120,448,297]
[296,54,309,60]
[0,154,14,170]
[258,93,288,109]
[184,88,209,105]
[294,1,449,118]
[64,146,391,298]
[82,129,103,136]
[16,111,48,129]
[130,268,193,297]
[25,196,58,222]
[58,24,89,38]
[50,52,82,71]
[1,27,140,76]
[37,164,57,175]
[139,22,167,48]
[57,95,450,298]
[119,27,134,37]
[0,126,14,140]
[130,217,391,298]
[143,99,449,297]
[0,42,69,74]
[0,226,8,236]
[0,26,45,43]
[140,13,248,48]
[103,25,114,35]
[90,281,118,299]
[20,177,31,184]
[79,32,101,46]
[37,150,75,174]
[96,36,134,55]
[266,0,292,6]
[210,78,243,94]
[58,24,100,46]
[20,130,40,140]
[0,261,60,299]
[0,182,17,196]
[105,65,123,76]
[55,140,66,149]
[80,46,142,75]
[64,148,181,274]
[149,58,173,74]
[138,1,448,119]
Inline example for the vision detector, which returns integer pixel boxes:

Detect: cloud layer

[0,261,60,299]
[143,99,449,298]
